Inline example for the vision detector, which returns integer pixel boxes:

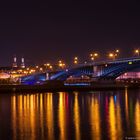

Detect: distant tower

[21,57,25,68]
[12,55,17,68]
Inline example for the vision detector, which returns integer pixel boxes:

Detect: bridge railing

[76,57,140,67]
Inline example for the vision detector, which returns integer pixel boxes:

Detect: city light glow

[135,49,140,56]
[74,57,78,64]
[90,52,99,61]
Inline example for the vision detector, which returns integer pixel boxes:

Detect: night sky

[0,1,140,66]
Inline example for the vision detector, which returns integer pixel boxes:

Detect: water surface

[0,88,140,140]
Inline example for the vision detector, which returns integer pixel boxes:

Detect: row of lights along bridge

[11,49,140,75]
[74,49,140,64]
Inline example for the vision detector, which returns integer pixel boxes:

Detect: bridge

[21,57,140,84]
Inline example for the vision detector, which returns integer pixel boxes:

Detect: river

[0,88,140,140]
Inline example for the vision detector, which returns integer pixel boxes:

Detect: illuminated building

[0,72,10,79]
[12,55,17,68]
[21,57,25,68]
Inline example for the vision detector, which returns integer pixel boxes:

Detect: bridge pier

[92,65,104,78]
[46,73,50,80]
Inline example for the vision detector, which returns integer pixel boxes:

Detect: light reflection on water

[89,93,100,140]
[73,92,80,140]
[0,89,140,139]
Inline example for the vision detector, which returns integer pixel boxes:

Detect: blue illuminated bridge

[21,57,140,84]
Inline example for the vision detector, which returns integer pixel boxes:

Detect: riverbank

[0,81,139,93]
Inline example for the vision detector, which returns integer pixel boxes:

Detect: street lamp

[91,57,94,61]
[94,53,98,57]
[74,57,78,64]
[90,54,93,57]
[115,49,119,53]
[90,52,99,61]
[46,63,50,66]
[58,60,66,69]
[108,49,120,60]
[134,49,140,57]
[114,49,120,58]
[40,67,43,71]
[108,53,115,60]
[49,65,53,69]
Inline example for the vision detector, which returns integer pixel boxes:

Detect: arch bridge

[21,57,140,84]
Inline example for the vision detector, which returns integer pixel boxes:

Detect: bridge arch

[21,57,140,84]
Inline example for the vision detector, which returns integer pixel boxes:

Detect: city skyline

[5,48,140,67]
